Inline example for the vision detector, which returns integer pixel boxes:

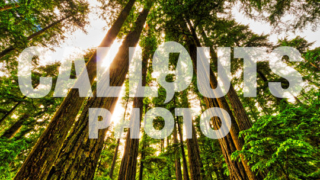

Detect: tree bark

[178,91,203,180]
[46,6,149,180]
[166,136,172,179]
[117,26,151,180]
[139,132,147,180]
[194,23,252,131]
[186,124,204,180]
[176,116,190,180]
[0,98,25,124]
[109,90,130,179]
[174,122,183,180]
[0,3,19,11]
[184,21,260,180]
[109,138,120,179]
[1,114,30,139]
[180,21,259,179]
[14,1,136,179]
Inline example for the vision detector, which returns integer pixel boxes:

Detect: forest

[0,0,319,179]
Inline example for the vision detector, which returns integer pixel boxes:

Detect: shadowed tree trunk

[110,89,130,179]
[139,131,147,180]
[186,124,204,180]
[179,90,204,180]
[185,20,262,180]
[0,3,19,11]
[46,6,150,180]
[176,116,190,180]
[181,20,259,179]
[166,137,172,179]
[0,80,42,125]
[14,1,137,179]
[117,27,151,180]
[189,22,253,132]
[109,138,120,179]
[0,97,25,125]
[1,114,30,139]
[173,120,183,180]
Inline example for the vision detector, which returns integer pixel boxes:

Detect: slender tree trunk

[0,15,71,59]
[0,97,25,124]
[174,121,183,180]
[139,131,147,180]
[176,116,190,180]
[1,114,30,139]
[309,62,320,71]
[46,6,150,180]
[161,139,164,152]
[179,90,203,180]
[110,91,130,179]
[166,137,172,179]
[14,1,137,179]
[109,138,120,179]
[0,3,19,11]
[0,82,40,125]
[186,124,204,180]
[139,130,148,180]
[117,26,152,180]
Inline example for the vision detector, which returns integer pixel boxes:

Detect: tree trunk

[176,116,190,180]
[184,21,260,180]
[14,1,136,179]
[161,139,164,152]
[0,3,19,11]
[0,15,71,59]
[0,98,25,124]
[139,132,147,180]
[0,83,40,125]
[166,136,172,179]
[1,114,30,139]
[173,121,183,180]
[110,89,130,179]
[179,24,256,180]
[186,124,204,180]
[117,26,151,180]
[195,24,252,131]
[109,138,120,179]
[309,62,320,71]
[46,6,150,180]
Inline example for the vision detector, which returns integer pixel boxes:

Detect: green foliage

[0,138,27,179]
[240,0,320,31]
[232,95,320,179]
[0,0,90,60]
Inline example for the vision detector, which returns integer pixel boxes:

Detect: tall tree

[183,25,259,179]
[109,82,130,179]
[118,27,154,180]
[46,4,151,179]
[14,0,136,179]
[176,115,190,180]
[173,120,183,180]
